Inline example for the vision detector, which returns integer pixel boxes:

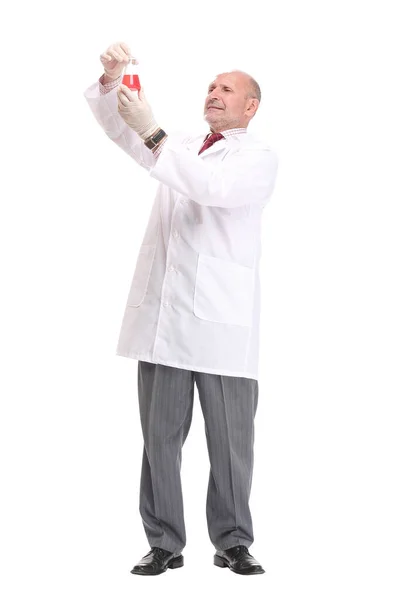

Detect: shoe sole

[214,554,265,575]
[131,554,184,575]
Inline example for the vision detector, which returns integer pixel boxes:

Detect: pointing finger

[120,42,130,53]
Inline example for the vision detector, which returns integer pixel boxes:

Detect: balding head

[219,70,261,102]
[203,70,261,132]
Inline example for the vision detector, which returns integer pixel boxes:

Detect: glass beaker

[122,57,141,91]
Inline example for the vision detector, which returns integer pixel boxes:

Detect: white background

[1,0,399,598]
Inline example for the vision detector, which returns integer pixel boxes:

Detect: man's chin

[204,114,220,124]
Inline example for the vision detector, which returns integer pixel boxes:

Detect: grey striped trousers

[137,360,259,555]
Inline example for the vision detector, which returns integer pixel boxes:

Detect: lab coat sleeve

[83,81,156,171]
[148,138,279,208]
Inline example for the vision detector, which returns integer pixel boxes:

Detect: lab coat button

[163,301,170,307]
[173,230,179,238]
[168,266,175,272]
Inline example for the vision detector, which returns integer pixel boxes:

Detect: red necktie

[198,132,224,155]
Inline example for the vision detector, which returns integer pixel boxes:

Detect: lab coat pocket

[127,244,157,307]
[194,254,254,326]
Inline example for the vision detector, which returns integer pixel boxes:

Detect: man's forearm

[102,72,120,85]
[99,72,121,95]
[99,74,168,157]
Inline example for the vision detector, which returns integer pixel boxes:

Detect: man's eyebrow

[207,83,234,89]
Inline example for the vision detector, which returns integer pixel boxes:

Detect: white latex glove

[117,84,159,140]
[100,42,131,80]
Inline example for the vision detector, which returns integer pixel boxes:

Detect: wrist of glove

[131,113,159,140]
[117,85,159,141]
[103,72,122,83]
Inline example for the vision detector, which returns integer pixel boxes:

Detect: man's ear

[247,98,259,115]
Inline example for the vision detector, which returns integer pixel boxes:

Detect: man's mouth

[208,106,223,110]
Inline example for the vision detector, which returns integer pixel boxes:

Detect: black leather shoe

[214,545,265,575]
[130,547,184,575]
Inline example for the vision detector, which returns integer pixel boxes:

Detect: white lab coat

[84,81,278,380]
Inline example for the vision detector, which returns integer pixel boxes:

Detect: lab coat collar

[174,129,269,157]
[193,131,244,157]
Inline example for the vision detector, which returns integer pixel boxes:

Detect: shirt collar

[204,127,247,141]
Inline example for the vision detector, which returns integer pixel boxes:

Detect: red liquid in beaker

[122,74,141,91]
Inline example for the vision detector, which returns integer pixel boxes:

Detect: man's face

[203,72,257,131]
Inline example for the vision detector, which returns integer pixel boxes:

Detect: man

[84,41,278,576]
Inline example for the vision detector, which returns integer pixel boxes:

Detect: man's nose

[207,92,222,105]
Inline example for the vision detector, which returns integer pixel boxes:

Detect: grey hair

[246,76,261,102]
[236,70,261,102]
